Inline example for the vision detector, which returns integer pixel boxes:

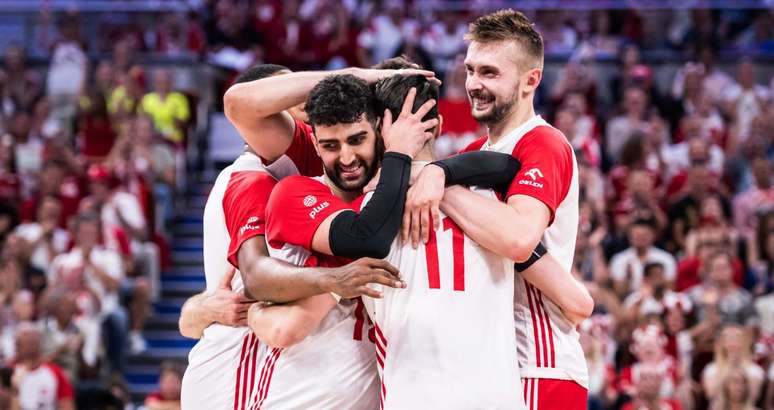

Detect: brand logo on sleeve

[308,202,330,219]
[303,195,317,207]
[518,168,544,188]
[239,216,263,235]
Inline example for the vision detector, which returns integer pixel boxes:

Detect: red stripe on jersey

[353,298,365,341]
[233,333,250,410]
[537,290,556,367]
[425,228,441,288]
[374,337,386,358]
[530,284,550,367]
[444,218,466,291]
[255,348,282,410]
[254,347,277,410]
[374,324,387,347]
[524,282,542,367]
[240,334,256,410]
[376,351,385,367]
[248,335,260,404]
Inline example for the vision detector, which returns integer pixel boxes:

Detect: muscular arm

[247,294,337,348]
[178,268,252,339]
[440,186,550,263]
[519,255,594,325]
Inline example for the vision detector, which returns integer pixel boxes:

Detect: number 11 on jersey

[425,217,465,291]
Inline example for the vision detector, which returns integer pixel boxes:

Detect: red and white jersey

[360,187,525,410]
[183,120,322,410]
[461,115,587,388]
[15,362,74,410]
[250,175,378,410]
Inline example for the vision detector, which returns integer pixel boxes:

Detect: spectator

[734,157,774,241]
[624,262,689,319]
[724,60,771,143]
[130,115,176,229]
[0,290,34,362]
[619,325,681,400]
[144,360,183,410]
[0,135,20,205]
[588,10,622,57]
[77,86,117,162]
[39,289,87,384]
[49,212,126,374]
[1,45,43,115]
[10,323,75,410]
[665,135,725,199]
[357,1,420,66]
[606,86,651,162]
[420,11,466,76]
[108,65,146,133]
[0,235,46,299]
[45,14,87,126]
[609,217,677,297]
[581,322,616,410]
[710,366,761,410]
[701,325,764,403]
[684,195,737,259]
[18,159,82,229]
[686,251,756,326]
[13,195,70,272]
[140,69,190,146]
[621,361,681,410]
[6,111,44,198]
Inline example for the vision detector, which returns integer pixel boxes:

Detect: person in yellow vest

[139,69,190,146]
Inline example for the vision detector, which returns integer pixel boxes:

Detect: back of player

[249,234,379,410]
[362,188,525,410]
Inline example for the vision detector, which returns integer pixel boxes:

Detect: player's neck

[486,99,536,146]
[323,174,360,202]
[414,142,435,162]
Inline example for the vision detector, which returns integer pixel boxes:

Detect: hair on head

[372,55,421,70]
[465,9,544,69]
[305,74,377,127]
[234,64,290,84]
[373,75,439,123]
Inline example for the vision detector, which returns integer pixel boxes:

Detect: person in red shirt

[145,361,183,410]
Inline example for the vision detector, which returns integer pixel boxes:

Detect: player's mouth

[338,162,364,180]
[471,95,495,110]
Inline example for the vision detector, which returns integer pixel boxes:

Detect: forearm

[520,254,594,325]
[88,265,119,292]
[241,255,329,303]
[178,292,217,339]
[432,151,521,192]
[440,187,539,262]
[247,294,336,348]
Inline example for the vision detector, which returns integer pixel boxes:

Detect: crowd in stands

[0,1,771,409]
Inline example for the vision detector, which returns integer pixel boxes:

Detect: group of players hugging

[177,9,594,410]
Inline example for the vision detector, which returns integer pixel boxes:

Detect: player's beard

[468,88,516,126]
[324,157,378,193]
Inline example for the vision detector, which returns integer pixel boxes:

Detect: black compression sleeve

[329,152,411,259]
[431,151,521,194]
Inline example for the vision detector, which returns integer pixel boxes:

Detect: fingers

[410,208,421,248]
[381,109,393,135]
[400,87,417,117]
[431,202,441,231]
[219,267,237,290]
[401,208,411,244]
[419,118,439,131]
[400,69,442,86]
[419,206,431,244]
[358,286,383,299]
[366,258,401,279]
[368,271,406,289]
[413,98,437,119]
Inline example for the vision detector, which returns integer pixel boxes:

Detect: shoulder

[459,136,487,153]
[225,170,276,194]
[274,175,326,194]
[517,125,572,155]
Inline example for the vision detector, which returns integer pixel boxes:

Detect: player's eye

[321,143,338,150]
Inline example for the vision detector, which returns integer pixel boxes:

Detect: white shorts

[181,325,264,410]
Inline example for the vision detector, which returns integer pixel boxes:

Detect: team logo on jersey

[309,202,329,219]
[239,216,263,235]
[525,168,544,180]
[303,195,317,207]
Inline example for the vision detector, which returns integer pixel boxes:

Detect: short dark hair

[372,55,420,70]
[234,64,289,84]
[631,216,657,230]
[465,9,544,69]
[643,262,664,277]
[373,75,439,123]
[305,74,376,128]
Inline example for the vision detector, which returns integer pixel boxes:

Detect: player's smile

[338,160,364,181]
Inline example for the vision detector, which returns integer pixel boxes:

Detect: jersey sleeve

[265,176,355,250]
[223,171,277,268]
[506,127,574,224]
[285,120,323,177]
[47,363,74,400]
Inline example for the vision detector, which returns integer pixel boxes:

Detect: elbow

[564,286,595,326]
[178,321,201,340]
[262,324,308,349]
[507,235,540,264]
[223,87,239,121]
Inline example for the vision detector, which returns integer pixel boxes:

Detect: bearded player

[409,10,592,409]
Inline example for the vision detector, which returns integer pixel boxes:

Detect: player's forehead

[464,40,521,71]
[314,117,375,142]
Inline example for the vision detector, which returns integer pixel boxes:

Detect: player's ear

[522,68,542,95]
[434,115,444,138]
[311,132,322,157]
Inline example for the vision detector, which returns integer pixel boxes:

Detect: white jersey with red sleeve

[182,120,322,410]
[247,175,378,410]
[461,115,587,388]
[360,187,526,410]
[15,362,74,410]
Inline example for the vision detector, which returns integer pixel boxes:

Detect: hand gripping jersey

[250,175,378,410]
[182,120,322,410]
[461,115,588,389]
[360,187,526,410]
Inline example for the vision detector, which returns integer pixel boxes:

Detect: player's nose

[339,144,356,165]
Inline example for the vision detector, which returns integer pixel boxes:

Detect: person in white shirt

[14,195,70,272]
[610,217,677,297]
[49,212,126,374]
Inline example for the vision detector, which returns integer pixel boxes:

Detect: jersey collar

[483,115,548,151]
